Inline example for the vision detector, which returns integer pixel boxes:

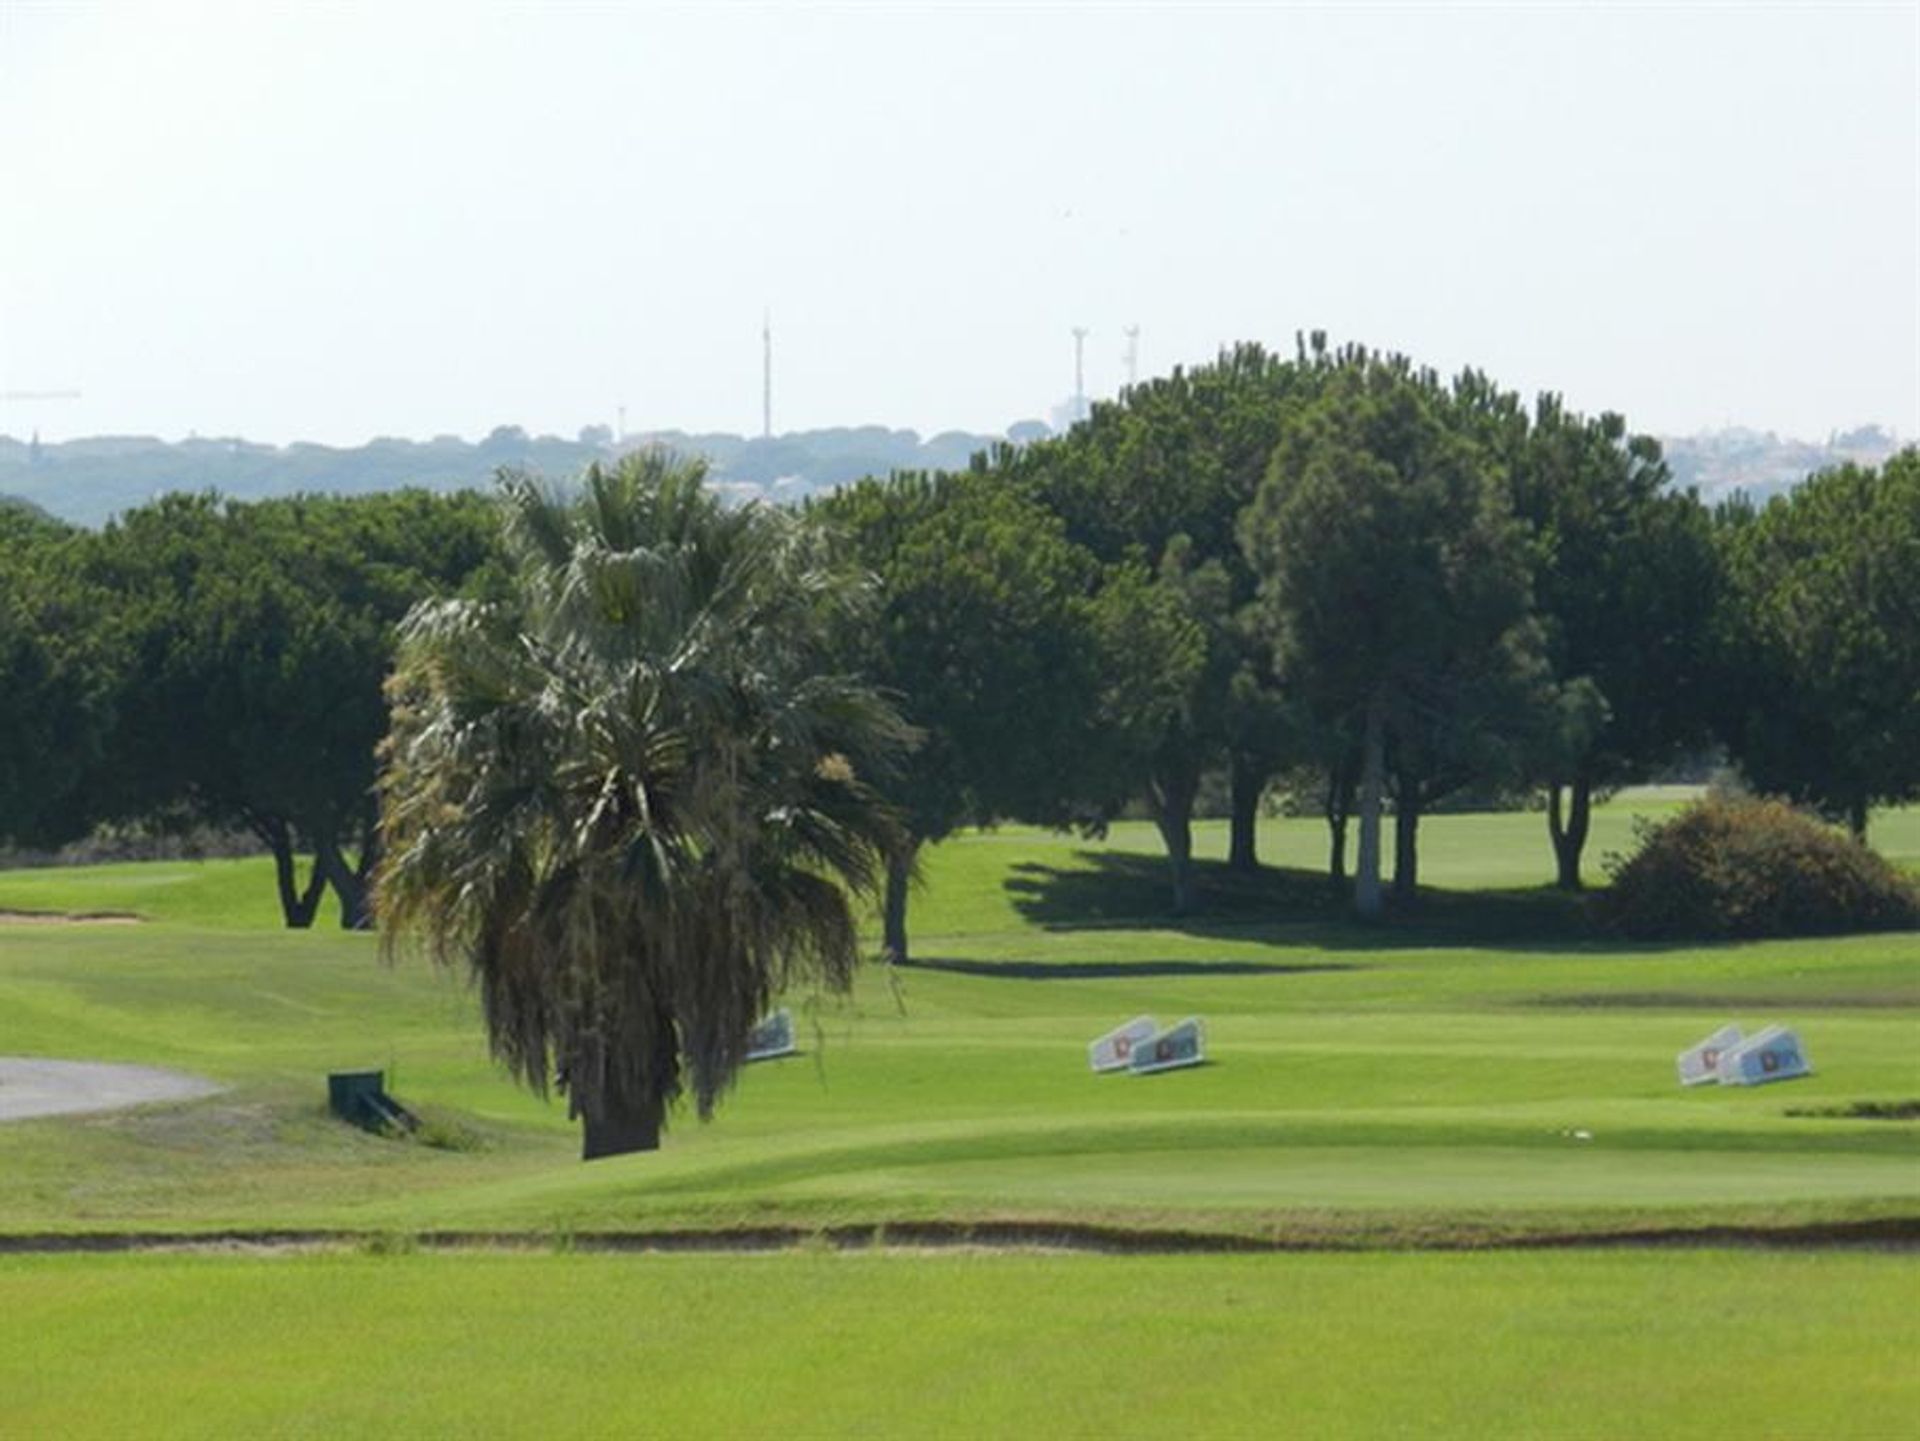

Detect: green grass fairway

[2,1251,1913,1439]
[3,797,1916,1437]
[0,797,1914,1243]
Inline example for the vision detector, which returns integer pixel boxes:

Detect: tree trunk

[882,841,919,963]
[1227,753,1264,874]
[316,829,377,931]
[1392,778,1420,908]
[331,854,374,931]
[1548,775,1594,892]
[1152,771,1200,916]
[1847,795,1869,840]
[1354,696,1386,920]
[580,1100,663,1160]
[1325,761,1355,888]
[1326,811,1348,886]
[256,815,325,929]
[351,813,380,927]
[569,999,678,1161]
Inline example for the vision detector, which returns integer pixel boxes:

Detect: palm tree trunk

[580,1101,662,1160]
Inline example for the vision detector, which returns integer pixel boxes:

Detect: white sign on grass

[745,1007,797,1062]
[1714,1025,1812,1086]
[1129,1017,1206,1076]
[1089,1015,1157,1074]
[1677,1024,1743,1087]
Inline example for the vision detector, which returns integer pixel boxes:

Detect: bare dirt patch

[0,909,141,927]
[0,1058,223,1122]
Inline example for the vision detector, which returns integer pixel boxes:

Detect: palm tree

[377,449,911,1158]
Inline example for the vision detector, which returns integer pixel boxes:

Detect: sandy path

[0,1058,223,1121]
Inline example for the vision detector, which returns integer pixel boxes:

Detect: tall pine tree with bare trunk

[1241,351,1541,918]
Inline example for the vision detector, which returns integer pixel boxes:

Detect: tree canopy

[1715,447,1920,835]
[0,510,105,850]
[816,470,1116,956]
[78,489,498,925]
[1241,351,1544,915]
[1511,398,1719,887]
[7,339,1907,944]
[1012,343,1313,906]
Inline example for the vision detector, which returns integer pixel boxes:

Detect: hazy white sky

[2,1,1915,446]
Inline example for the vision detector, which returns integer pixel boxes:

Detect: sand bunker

[0,1058,223,1122]
[0,910,141,926]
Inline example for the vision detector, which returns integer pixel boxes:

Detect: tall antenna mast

[1122,325,1140,390]
[1071,326,1089,424]
[761,310,773,439]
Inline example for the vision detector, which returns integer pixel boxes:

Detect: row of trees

[2,339,1915,951]
[0,490,498,927]
[818,338,1916,947]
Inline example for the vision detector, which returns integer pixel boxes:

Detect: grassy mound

[1600,796,1920,940]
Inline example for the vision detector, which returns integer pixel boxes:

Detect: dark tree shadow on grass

[897,957,1358,981]
[1000,850,1657,955]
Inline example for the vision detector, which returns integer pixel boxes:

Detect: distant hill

[0,419,1900,527]
[1661,425,1903,504]
[0,423,1029,527]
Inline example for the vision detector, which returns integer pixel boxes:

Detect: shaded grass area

[2,795,1912,936]
[897,956,1358,979]
[1001,849,1603,952]
[1,1251,1914,1439]
[1787,1099,1920,1122]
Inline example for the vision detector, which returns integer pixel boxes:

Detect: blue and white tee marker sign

[1677,1023,1743,1087]
[1714,1024,1812,1086]
[1089,1016,1157,1074]
[1128,1017,1206,1076]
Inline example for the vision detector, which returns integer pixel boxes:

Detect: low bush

[406,1114,490,1153]
[1599,795,1920,939]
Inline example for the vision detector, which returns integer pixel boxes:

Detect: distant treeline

[2,337,1914,946]
[2,412,1898,530]
[0,422,1023,527]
